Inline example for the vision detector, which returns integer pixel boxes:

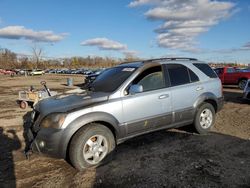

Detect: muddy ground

[0,74,249,188]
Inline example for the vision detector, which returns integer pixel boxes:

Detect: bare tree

[31,44,44,68]
[0,48,17,69]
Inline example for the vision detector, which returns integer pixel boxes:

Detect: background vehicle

[0,69,16,75]
[30,69,45,76]
[243,79,250,100]
[17,81,57,109]
[84,68,106,87]
[214,67,250,89]
[25,58,223,171]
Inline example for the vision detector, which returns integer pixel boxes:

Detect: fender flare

[193,92,219,111]
[58,112,124,158]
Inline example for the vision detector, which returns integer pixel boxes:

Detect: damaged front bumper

[24,120,66,159]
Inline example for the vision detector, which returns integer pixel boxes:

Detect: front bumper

[26,123,66,158]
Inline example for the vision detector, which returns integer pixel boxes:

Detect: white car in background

[243,79,250,100]
[30,69,45,76]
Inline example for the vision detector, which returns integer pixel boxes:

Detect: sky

[0,0,250,63]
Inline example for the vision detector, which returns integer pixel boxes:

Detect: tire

[239,79,247,90]
[69,123,115,171]
[20,100,28,109]
[193,103,215,134]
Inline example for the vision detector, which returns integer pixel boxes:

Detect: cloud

[129,0,236,52]
[123,50,139,57]
[0,26,67,42]
[213,42,250,54]
[128,0,161,7]
[242,42,250,49]
[81,37,139,57]
[81,37,127,51]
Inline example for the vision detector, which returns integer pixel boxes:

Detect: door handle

[196,86,204,91]
[158,94,169,99]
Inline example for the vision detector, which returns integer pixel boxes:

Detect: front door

[121,65,172,135]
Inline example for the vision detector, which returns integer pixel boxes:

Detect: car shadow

[22,111,32,153]
[223,90,248,104]
[223,85,239,90]
[92,130,250,188]
[0,127,21,187]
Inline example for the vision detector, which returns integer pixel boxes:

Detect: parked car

[0,69,16,75]
[214,67,250,89]
[16,69,26,75]
[243,79,250,100]
[83,70,93,75]
[236,68,250,72]
[25,58,223,171]
[84,69,106,86]
[30,69,45,76]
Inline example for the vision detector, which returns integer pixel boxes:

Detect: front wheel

[69,123,115,171]
[239,79,247,90]
[193,103,215,134]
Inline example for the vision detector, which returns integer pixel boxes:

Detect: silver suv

[26,58,223,170]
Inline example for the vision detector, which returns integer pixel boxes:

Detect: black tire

[239,79,247,90]
[69,123,115,171]
[193,103,215,134]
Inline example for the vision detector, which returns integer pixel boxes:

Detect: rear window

[193,63,217,78]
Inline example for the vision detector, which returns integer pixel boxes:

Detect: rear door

[122,65,172,135]
[165,64,202,123]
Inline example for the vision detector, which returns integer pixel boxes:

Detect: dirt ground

[0,74,249,188]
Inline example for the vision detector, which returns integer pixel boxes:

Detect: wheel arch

[238,77,248,83]
[59,112,123,159]
[193,92,219,113]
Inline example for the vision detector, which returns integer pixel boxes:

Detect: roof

[119,57,198,67]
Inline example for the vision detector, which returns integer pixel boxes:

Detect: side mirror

[129,84,143,95]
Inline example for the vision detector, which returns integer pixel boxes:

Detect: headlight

[40,113,66,129]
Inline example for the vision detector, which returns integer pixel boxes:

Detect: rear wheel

[194,103,215,134]
[69,123,115,171]
[239,79,247,90]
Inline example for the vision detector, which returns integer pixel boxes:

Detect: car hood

[34,92,109,118]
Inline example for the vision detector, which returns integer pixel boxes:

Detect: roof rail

[144,57,197,63]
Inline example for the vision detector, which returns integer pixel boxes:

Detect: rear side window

[189,69,199,82]
[166,64,200,86]
[166,64,195,86]
[193,63,217,78]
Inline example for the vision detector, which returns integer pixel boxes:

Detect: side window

[226,68,236,73]
[132,66,165,92]
[166,64,190,86]
[193,63,218,78]
[188,69,199,82]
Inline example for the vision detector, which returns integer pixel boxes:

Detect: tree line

[1,48,248,70]
[0,48,139,70]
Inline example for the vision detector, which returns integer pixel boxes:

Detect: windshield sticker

[122,68,135,72]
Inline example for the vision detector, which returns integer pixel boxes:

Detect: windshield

[91,66,137,92]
